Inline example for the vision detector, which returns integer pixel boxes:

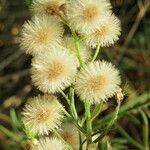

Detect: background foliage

[0,0,150,149]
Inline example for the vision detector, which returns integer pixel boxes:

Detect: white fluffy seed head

[32,0,66,16]
[63,36,91,63]
[20,15,64,56]
[22,95,64,135]
[31,48,78,93]
[75,61,121,104]
[86,13,121,48]
[60,123,79,150]
[31,137,66,150]
[66,0,112,34]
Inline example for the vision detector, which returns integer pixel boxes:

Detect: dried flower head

[61,123,79,150]
[20,15,63,55]
[86,13,121,48]
[75,61,121,104]
[31,48,78,93]
[63,36,91,63]
[32,0,66,16]
[66,0,111,34]
[31,137,66,150]
[22,95,64,135]
[115,87,124,104]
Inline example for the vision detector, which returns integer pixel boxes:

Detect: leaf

[94,92,150,129]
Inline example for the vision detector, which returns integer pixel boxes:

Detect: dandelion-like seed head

[32,0,66,16]
[22,95,64,135]
[48,60,65,80]
[66,0,111,34]
[61,123,79,150]
[31,137,66,150]
[20,15,63,56]
[63,36,91,63]
[87,75,107,92]
[86,13,121,48]
[75,61,121,104]
[31,48,78,93]
[82,4,99,22]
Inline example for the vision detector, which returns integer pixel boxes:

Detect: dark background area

[0,0,150,149]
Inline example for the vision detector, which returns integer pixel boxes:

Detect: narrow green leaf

[123,112,141,125]
[10,108,21,130]
[91,101,103,121]
[94,102,120,143]
[139,109,149,150]
[0,125,21,142]
[94,92,150,129]
[115,123,144,150]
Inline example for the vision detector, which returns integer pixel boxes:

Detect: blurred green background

[0,0,150,149]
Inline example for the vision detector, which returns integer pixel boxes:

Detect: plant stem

[62,108,71,118]
[74,37,84,67]
[60,88,78,120]
[91,44,100,62]
[84,101,92,147]
[79,131,83,150]
[59,89,70,104]
[69,87,78,120]
[62,108,86,134]
[58,13,84,67]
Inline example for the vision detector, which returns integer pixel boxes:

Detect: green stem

[62,108,71,118]
[79,131,83,150]
[116,123,144,150]
[94,102,120,143]
[84,101,92,146]
[59,89,70,104]
[60,88,78,120]
[74,37,84,67]
[58,13,84,68]
[60,89,85,135]
[62,108,86,134]
[69,87,78,120]
[91,44,100,62]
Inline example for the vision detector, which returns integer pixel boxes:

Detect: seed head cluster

[20,0,122,149]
